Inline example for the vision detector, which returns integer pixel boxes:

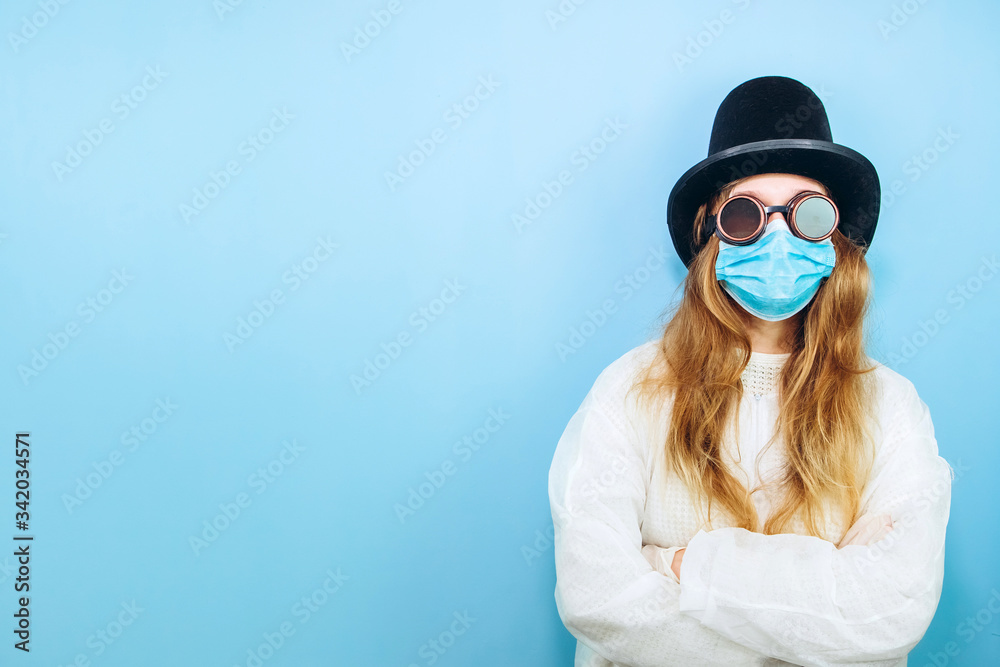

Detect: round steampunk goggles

[706,191,839,245]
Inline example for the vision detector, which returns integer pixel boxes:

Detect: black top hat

[666,76,881,268]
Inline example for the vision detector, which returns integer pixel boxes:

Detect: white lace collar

[742,350,791,399]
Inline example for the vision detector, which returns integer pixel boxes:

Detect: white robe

[548,340,953,667]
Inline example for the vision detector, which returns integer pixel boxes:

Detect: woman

[548,76,954,666]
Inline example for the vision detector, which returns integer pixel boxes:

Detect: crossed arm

[643,512,895,582]
[550,377,952,666]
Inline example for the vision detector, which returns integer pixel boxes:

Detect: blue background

[1,0,997,665]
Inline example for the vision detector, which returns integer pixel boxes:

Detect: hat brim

[667,139,881,268]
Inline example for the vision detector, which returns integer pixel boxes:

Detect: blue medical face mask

[715,220,837,321]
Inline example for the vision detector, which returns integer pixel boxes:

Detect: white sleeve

[548,382,768,666]
[676,378,954,666]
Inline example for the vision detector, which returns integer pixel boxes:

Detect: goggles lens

[718,197,761,241]
[793,195,837,239]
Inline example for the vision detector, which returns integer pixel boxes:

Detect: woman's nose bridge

[766,208,789,224]
[764,210,792,233]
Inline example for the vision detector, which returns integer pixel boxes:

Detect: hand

[671,548,685,581]
[838,512,894,549]
[640,544,685,581]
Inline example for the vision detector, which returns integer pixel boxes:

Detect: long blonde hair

[628,177,880,540]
